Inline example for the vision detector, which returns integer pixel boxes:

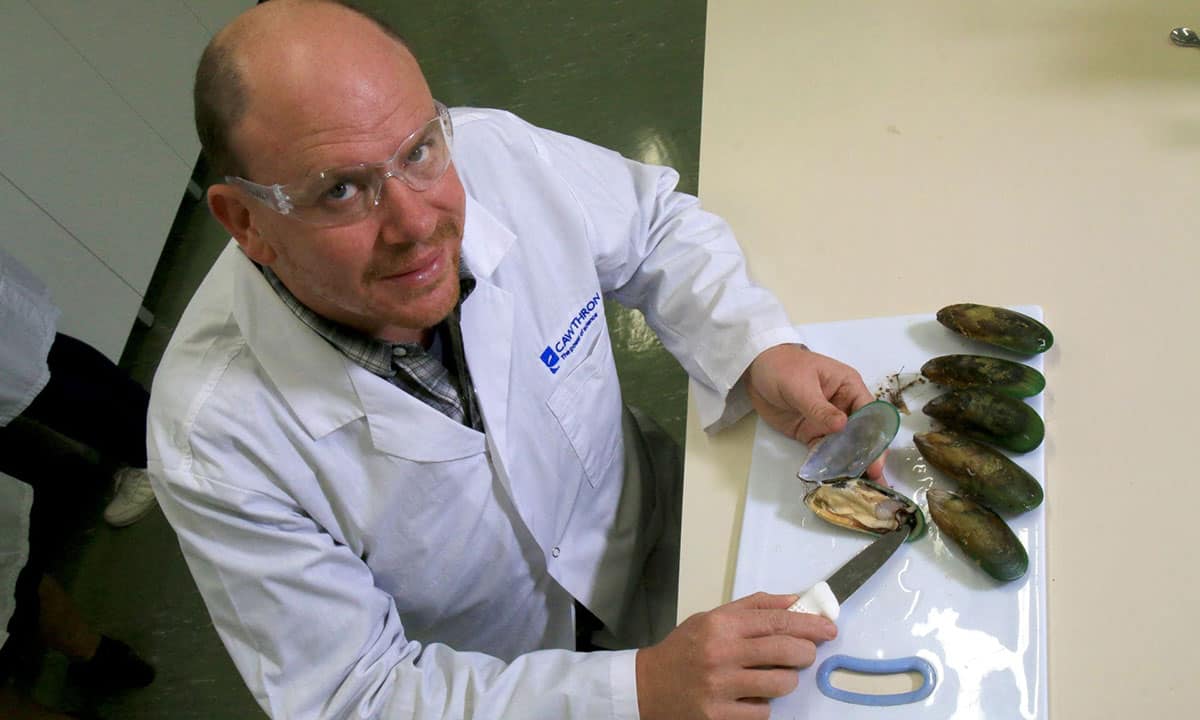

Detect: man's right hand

[634,592,837,720]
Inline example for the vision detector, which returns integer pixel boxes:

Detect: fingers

[715,700,775,720]
[788,378,850,440]
[735,634,819,670]
[729,666,803,701]
[733,608,838,644]
[729,591,802,611]
[794,364,874,441]
[794,402,847,442]
[829,377,875,416]
[637,592,838,720]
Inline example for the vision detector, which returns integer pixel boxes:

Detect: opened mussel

[927,489,1028,582]
[920,354,1045,398]
[796,401,924,540]
[913,431,1043,513]
[803,478,926,541]
[798,400,900,482]
[923,388,1044,453]
[936,303,1053,355]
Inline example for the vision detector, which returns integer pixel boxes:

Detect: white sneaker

[104,467,157,527]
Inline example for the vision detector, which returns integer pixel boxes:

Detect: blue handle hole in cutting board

[817,655,935,706]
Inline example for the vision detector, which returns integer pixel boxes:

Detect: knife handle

[786,581,840,621]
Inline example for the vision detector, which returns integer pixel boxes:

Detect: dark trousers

[0,334,148,679]
[6,333,149,470]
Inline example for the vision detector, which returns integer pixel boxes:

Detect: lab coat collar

[461,194,515,279]
[230,247,483,461]
[230,248,364,441]
[458,194,516,457]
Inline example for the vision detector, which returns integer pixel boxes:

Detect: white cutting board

[732,308,1047,720]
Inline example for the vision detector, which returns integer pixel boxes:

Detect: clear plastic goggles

[226,101,454,227]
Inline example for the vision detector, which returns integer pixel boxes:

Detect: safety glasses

[225,101,454,227]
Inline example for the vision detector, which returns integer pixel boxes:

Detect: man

[149,1,880,718]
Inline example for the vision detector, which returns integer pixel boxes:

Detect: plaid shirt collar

[261,265,477,380]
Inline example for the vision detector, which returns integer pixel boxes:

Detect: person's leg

[0,685,79,720]
[35,576,99,663]
[21,334,149,469]
[1,496,92,718]
[0,541,44,687]
[37,576,155,691]
[21,334,156,526]
[3,486,155,693]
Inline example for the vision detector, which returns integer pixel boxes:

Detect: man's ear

[207,184,277,265]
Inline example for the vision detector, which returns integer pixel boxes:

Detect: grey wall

[0,0,249,359]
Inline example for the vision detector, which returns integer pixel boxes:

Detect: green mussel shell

[936,303,1053,355]
[927,489,1028,582]
[803,478,926,541]
[920,354,1045,398]
[913,431,1043,513]
[922,388,1044,453]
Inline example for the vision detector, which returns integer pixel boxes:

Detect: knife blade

[786,526,908,621]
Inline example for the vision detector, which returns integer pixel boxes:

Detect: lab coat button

[551,546,560,558]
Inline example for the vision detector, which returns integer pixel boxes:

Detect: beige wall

[685,1,1199,716]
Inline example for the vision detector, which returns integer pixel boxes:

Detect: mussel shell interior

[798,400,901,481]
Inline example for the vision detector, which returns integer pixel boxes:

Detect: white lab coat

[0,247,59,426]
[0,471,34,650]
[0,249,50,654]
[148,108,804,720]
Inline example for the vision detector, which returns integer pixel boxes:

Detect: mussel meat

[923,388,1044,453]
[920,354,1045,398]
[802,478,926,541]
[913,431,1043,513]
[798,400,900,482]
[927,489,1028,582]
[936,303,1053,355]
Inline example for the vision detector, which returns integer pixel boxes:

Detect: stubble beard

[364,218,465,330]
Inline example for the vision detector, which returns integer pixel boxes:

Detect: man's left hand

[746,343,884,481]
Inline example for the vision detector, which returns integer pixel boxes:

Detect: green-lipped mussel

[913,431,1043,513]
[936,303,1053,355]
[923,388,1044,453]
[798,400,901,482]
[802,478,927,541]
[920,354,1045,398]
[927,489,1028,582]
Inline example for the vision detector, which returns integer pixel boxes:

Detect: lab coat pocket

[545,333,623,487]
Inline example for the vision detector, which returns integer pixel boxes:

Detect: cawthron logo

[540,346,561,374]
[539,293,601,374]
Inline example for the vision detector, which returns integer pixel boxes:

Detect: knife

[786,526,908,621]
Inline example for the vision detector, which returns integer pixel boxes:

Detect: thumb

[789,384,848,438]
[805,400,848,437]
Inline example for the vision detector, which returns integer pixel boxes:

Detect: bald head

[194,0,413,178]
